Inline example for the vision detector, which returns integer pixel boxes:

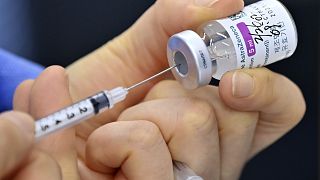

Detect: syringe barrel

[35,91,110,140]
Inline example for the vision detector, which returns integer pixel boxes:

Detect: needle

[33,63,202,180]
[35,64,179,139]
[126,64,179,91]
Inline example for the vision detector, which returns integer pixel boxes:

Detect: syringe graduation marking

[35,98,95,138]
[33,64,203,179]
[35,65,178,139]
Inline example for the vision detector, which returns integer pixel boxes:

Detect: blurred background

[0,0,318,179]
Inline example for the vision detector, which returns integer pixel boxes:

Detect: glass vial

[167,0,298,89]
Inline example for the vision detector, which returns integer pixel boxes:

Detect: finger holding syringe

[33,65,202,180]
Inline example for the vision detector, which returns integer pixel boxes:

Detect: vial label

[216,0,297,71]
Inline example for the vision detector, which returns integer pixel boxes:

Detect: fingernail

[6,112,34,134]
[232,71,254,98]
[194,0,219,7]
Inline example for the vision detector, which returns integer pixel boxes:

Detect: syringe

[34,64,203,180]
[34,65,176,139]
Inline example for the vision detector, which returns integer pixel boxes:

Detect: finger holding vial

[9,1,302,180]
[85,120,174,180]
[144,81,259,180]
[116,98,220,179]
[143,71,304,180]
[167,0,298,90]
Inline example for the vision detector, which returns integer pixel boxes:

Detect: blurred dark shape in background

[0,0,318,179]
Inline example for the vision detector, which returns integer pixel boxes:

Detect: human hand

[103,68,304,179]
[17,0,244,178]
[86,68,306,180]
[14,0,305,179]
[66,0,245,136]
[0,111,61,180]
[13,66,305,180]
[14,66,179,179]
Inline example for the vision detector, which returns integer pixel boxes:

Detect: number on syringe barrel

[35,91,112,137]
[36,99,95,134]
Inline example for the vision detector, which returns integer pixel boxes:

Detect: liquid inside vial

[198,21,237,78]
[196,0,297,79]
[167,0,297,89]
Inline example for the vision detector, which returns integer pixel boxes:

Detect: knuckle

[179,98,216,135]
[129,121,163,149]
[86,127,107,157]
[85,127,108,165]
[85,126,113,170]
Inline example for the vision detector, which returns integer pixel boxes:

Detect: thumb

[155,0,244,34]
[219,68,306,155]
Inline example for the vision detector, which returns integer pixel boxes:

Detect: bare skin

[0,111,61,180]
[13,0,305,179]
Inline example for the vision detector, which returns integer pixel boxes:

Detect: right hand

[90,68,304,180]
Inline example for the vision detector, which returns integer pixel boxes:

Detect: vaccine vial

[167,0,298,89]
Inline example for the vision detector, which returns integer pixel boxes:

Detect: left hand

[13,66,175,179]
